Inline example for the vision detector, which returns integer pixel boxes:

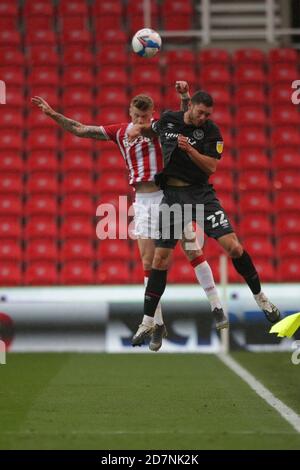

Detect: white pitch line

[218,353,300,433]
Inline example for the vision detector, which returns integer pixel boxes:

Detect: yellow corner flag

[270,312,300,338]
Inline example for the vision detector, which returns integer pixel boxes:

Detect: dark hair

[130,94,154,111]
[191,90,214,107]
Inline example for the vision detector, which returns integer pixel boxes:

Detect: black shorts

[155,183,234,249]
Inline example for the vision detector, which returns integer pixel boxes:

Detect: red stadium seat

[5,86,25,108]
[62,108,94,124]
[60,195,95,216]
[62,30,92,46]
[61,260,95,285]
[272,149,300,170]
[0,195,22,216]
[210,171,234,192]
[24,17,53,31]
[28,67,60,87]
[24,261,58,285]
[164,50,195,67]
[97,46,127,67]
[26,173,58,194]
[60,216,94,238]
[217,151,235,171]
[0,153,24,174]
[97,174,131,195]
[233,48,265,65]
[275,212,300,236]
[273,171,300,191]
[25,239,58,261]
[269,84,295,105]
[211,108,233,130]
[28,85,59,108]
[169,260,195,283]
[203,236,224,261]
[62,66,94,87]
[0,262,22,286]
[235,65,265,86]
[25,216,58,239]
[94,1,123,16]
[26,30,56,46]
[61,132,94,151]
[242,236,274,258]
[201,65,231,86]
[27,45,59,66]
[62,87,94,108]
[0,108,24,129]
[239,215,273,237]
[237,149,269,171]
[26,151,59,173]
[235,107,267,127]
[208,87,232,106]
[0,2,18,17]
[0,130,23,151]
[25,195,57,216]
[0,174,22,194]
[277,259,300,282]
[62,173,94,195]
[277,235,300,258]
[0,217,22,239]
[131,68,162,87]
[59,1,88,16]
[94,15,121,31]
[269,64,298,84]
[271,127,300,148]
[97,67,128,87]
[269,48,298,65]
[96,261,130,284]
[238,171,270,191]
[0,240,22,261]
[95,107,128,125]
[96,151,126,173]
[270,106,300,127]
[239,192,272,214]
[26,129,59,151]
[63,46,94,66]
[163,16,192,31]
[62,150,93,173]
[96,89,128,108]
[234,85,266,107]
[0,48,25,66]
[250,258,276,282]
[0,30,21,46]
[98,30,128,46]
[97,239,130,261]
[131,262,145,283]
[0,66,24,86]
[236,128,268,148]
[60,238,94,262]
[198,49,231,65]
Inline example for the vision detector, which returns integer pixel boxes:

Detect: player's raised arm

[175,81,191,112]
[31,96,107,140]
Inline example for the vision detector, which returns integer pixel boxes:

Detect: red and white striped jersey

[100,122,163,185]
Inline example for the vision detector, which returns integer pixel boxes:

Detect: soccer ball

[131,28,162,58]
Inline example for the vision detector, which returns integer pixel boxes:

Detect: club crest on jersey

[193,129,204,140]
[216,141,224,154]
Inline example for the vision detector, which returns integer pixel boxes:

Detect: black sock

[232,250,261,295]
[144,269,168,318]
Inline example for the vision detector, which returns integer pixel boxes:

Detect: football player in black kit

[128,89,281,349]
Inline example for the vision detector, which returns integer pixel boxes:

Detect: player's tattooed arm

[31,96,106,140]
[175,81,191,112]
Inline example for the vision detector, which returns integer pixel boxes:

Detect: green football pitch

[0,352,299,450]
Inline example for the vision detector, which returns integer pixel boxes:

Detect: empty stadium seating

[0,2,299,285]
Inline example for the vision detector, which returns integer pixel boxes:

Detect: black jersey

[152,110,223,185]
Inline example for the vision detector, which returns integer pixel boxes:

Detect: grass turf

[0,353,299,450]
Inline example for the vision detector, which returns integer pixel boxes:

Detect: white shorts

[133,190,163,239]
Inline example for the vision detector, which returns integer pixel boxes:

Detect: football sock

[191,256,222,310]
[144,272,163,325]
[232,250,261,295]
[144,269,168,318]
